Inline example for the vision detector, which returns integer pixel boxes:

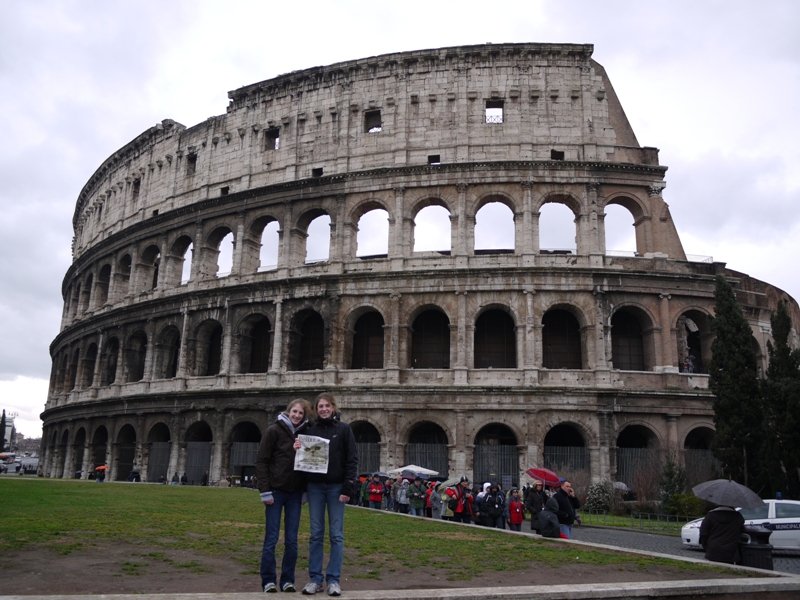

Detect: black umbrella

[692,479,763,510]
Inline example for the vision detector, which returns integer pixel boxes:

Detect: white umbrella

[387,464,439,476]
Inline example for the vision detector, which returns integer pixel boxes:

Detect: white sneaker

[264,583,278,593]
[327,583,341,596]
[302,582,323,595]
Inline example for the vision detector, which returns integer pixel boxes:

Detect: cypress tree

[0,410,6,452]
[708,275,762,486]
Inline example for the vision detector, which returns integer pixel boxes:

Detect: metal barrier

[579,510,697,533]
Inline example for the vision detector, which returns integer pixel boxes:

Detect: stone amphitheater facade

[41,43,799,488]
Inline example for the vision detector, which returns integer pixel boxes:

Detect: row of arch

[63,186,652,322]
[51,302,714,394]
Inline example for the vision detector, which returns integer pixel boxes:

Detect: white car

[681,499,800,551]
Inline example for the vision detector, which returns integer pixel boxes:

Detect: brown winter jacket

[255,416,308,495]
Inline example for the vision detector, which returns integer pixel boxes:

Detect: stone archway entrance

[473,424,519,487]
[406,422,449,476]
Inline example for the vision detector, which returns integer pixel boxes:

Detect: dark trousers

[452,512,471,524]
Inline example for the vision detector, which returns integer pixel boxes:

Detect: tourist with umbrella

[525,479,548,533]
[693,479,760,564]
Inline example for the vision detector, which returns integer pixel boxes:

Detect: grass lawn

[0,478,732,583]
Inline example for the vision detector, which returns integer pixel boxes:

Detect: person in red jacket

[445,476,475,524]
[507,488,525,531]
[367,474,384,509]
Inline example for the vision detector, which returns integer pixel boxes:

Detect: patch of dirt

[1,541,747,596]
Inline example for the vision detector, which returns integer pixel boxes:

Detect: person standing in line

[430,482,443,520]
[296,393,357,597]
[384,478,394,511]
[445,476,475,524]
[171,473,179,485]
[200,470,209,486]
[482,483,505,528]
[180,472,188,485]
[507,488,524,531]
[367,474,384,509]
[525,480,547,533]
[396,479,410,514]
[406,476,427,516]
[553,480,581,538]
[256,398,311,594]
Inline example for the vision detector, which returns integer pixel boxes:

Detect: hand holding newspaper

[294,434,330,473]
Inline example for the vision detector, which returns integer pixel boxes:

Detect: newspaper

[294,434,330,473]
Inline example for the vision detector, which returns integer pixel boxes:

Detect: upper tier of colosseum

[71,42,655,257]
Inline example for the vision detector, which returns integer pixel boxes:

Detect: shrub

[664,493,706,517]
[583,480,614,512]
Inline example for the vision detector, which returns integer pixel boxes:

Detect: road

[569,526,800,575]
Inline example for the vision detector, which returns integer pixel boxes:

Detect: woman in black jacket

[256,398,311,594]
[297,393,357,597]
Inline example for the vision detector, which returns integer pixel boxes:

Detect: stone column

[593,287,610,371]
[268,299,284,385]
[455,291,468,385]
[62,431,73,479]
[389,187,405,269]
[231,210,246,278]
[386,293,401,383]
[386,409,399,471]
[210,411,227,483]
[143,319,156,381]
[454,410,467,477]
[220,301,233,375]
[91,334,104,389]
[454,183,469,266]
[176,304,190,379]
[81,441,91,479]
[665,413,680,456]
[659,293,678,372]
[168,415,181,479]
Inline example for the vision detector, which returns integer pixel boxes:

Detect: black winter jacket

[539,498,561,538]
[256,416,308,495]
[699,507,745,564]
[554,488,581,525]
[303,415,358,497]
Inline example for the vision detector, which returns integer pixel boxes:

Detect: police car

[681,499,800,550]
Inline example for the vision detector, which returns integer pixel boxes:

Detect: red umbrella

[95,465,108,471]
[525,467,561,487]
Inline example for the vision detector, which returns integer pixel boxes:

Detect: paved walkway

[570,526,800,575]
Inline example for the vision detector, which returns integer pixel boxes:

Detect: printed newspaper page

[294,434,330,473]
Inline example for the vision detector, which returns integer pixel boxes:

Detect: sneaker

[302,582,323,595]
[327,583,341,596]
[264,583,278,594]
[282,583,296,593]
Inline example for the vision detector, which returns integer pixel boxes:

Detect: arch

[611,306,655,371]
[356,207,390,258]
[168,235,194,285]
[95,264,111,306]
[474,308,516,368]
[406,421,449,476]
[537,192,582,215]
[287,309,325,371]
[69,283,81,318]
[473,424,519,486]
[193,320,223,376]
[185,420,213,485]
[154,325,181,379]
[81,343,98,388]
[147,422,172,442]
[140,244,161,291]
[72,427,86,477]
[115,423,137,481]
[124,330,148,382]
[117,254,132,295]
[603,194,650,256]
[79,273,93,313]
[683,426,714,450]
[146,422,171,483]
[58,429,70,477]
[91,426,108,470]
[676,309,712,373]
[474,200,515,253]
[683,426,719,488]
[67,348,80,391]
[543,423,589,479]
[101,337,120,386]
[352,421,381,473]
[351,311,385,369]
[413,203,451,253]
[410,308,450,369]
[615,423,661,492]
[229,421,262,482]
[216,231,234,277]
[248,214,280,272]
[538,202,577,253]
[603,203,638,256]
[295,209,331,264]
[542,308,584,369]
[238,314,272,374]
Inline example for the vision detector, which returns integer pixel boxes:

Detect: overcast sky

[1,1,798,439]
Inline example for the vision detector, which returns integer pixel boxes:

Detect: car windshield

[739,504,769,520]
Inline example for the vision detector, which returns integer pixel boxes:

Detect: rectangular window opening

[152,210,159,217]
[428,154,441,165]
[220,186,229,196]
[186,154,197,175]
[265,127,280,151]
[364,110,382,133]
[550,149,565,161]
[485,100,504,124]
[312,167,324,178]
[132,179,141,201]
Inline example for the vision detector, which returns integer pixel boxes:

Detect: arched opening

[306,214,331,264]
[539,203,576,253]
[81,343,98,388]
[239,316,272,374]
[352,421,381,474]
[474,309,516,368]
[216,232,234,277]
[146,422,172,483]
[115,424,137,481]
[168,236,194,286]
[474,201,514,253]
[194,320,223,376]
[603,204,638,256]
[406,422,449,476]
[229,421,262,484]
[543,424,588,480]
[72,427,86,477]
[101,337,119,386]
[118,254,132,296]
[91,426,108,471]
[616,425,660,494]
[473,424,518,486]
[258,221,280,271]
[140,245,161,291]
[79,274,93,313]
[542,309,583,369]
[413,205,451,252]
[611,308,654,371]
[351,311,385,369]
[677,310,712,373]
[58,430,70,478]
[125,331,148,382]
[288,309,325,371]
[185,421,213,485]
[356,208,389,258]
[96,264,111,306]
[683,426,719,488]
[67,349,80,391]
[154,326,181,379]
[69,283,81,318]
[410,309,450,369]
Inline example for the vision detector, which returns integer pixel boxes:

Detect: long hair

[284,398,312,420]
[313,392,338,414]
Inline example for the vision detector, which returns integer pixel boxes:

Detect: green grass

[0,479,741,582]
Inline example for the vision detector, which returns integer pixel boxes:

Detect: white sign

[294,434,330,474]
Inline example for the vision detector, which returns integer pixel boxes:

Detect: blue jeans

[369,500,382,509]
[307,482,346,585]
[559,524,573,538]
[409,506,424,516]
[260,489,303,589]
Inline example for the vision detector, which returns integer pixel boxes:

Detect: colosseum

[41,42,799,489]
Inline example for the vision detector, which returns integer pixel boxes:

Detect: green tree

[761,301,800,497]
[0,410,6,452]
[708,275,762,487]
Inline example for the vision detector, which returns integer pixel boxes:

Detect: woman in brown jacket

[256,398,311,593]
